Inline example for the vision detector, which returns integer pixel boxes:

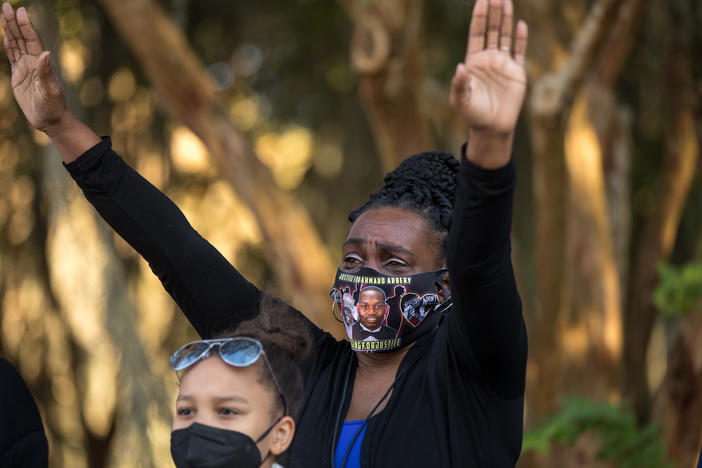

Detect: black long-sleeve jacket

[66,138,527,467]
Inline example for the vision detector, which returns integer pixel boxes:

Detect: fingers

[16,7,44,56]
[485,0,502,49]
[466,0,527,61]
[466,0,487,57]
[2,3,26,59]
[449,63,471,110]
[499,0,513,52]
[37,50,51,77]
[1,4,18,63]
[514,20,528,65]
[3,33,13,69]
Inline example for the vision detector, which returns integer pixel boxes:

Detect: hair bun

[349,151,459,232]
[234,295,312,363]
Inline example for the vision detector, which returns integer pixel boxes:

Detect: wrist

[465,129,514,169]
[42,110,78,140]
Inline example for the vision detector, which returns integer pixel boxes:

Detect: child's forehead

[178,355,261,392]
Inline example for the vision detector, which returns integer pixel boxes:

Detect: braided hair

[348,151,460,260]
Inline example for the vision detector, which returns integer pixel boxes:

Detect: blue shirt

[334,420,367,468]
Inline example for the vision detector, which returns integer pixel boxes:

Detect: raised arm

[1,3,264,337]
[446,0,528,397]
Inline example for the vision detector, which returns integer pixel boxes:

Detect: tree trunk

[527,0,624,420]
[98,0,339,333]
[623,13,699,422]
[652,313,702,468]
[555,0,648,404]
[560,93,622,398]
[340,0,431,171]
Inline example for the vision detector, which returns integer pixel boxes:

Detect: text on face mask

[337,274,413,285]
[350,338,402,351]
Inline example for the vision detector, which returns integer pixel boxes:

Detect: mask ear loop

[331,301,344,324]
[253,414,285,468]
[434,269,452,314]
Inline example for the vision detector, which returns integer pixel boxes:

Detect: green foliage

[523,397,673,468]
[654,261,702,317]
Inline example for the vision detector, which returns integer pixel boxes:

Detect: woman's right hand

[2,3,69,133]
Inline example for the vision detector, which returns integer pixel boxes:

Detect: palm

[2,4,67,131]
[12,55,64,129]
[449,0,529,135]
[460,50,526,132]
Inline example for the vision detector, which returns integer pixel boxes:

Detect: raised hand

[449,0,528,137]
[2,3,68,132]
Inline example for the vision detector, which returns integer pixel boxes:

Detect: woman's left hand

[449,0,528,138]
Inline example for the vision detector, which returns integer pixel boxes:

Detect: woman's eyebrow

[376,242,416,259]
[342,238,365,248]
[343,238,416,258]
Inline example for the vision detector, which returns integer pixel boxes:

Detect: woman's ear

[269,416,295,456]
[435,272,451,301]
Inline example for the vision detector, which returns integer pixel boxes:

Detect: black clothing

[0,358,49,468]
[66,138,527,467]
[350,322,397,341]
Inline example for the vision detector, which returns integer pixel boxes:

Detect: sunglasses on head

[170,337,287,415]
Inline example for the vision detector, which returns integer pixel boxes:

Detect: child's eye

[176,407,194,416]
[218,407,238,416]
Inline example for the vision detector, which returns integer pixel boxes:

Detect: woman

[2,0,528,466]
[169,298,310,468]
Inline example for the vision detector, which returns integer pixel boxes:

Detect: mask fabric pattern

[330,266,451,352]
[171,422,268,468]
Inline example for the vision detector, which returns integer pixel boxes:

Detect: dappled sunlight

[313,141,344,178]
[136,149,169,190]
[80,77,105,107]
[561,323,589,363]
[255,125,315,189]
[108,68,137,102]
[59,40,87,83]
[59,9,84,37]
[646,317,667,393]
[135,258,175,352]
[47,194,109,349]
[564,95,622,362]
[82,346,119,437]
[170,126,214,175]
[229,95,260,131]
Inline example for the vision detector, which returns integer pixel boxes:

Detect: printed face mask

[171,421,276,468]
[330,266,452,352]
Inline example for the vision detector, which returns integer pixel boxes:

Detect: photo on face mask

[331,267,450,352]
[400,292,440,327]
[352,286,397,341]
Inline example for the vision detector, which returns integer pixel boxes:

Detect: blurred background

[0,0,701,466]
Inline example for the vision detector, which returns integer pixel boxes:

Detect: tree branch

[98,0,339,332]
[340,0,431,171]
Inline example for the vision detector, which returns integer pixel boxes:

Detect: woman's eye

[343,254,363,265]
[176,407,193,416]
[385,258,407,268]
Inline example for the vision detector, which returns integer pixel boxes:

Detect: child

[169,296,311,468]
